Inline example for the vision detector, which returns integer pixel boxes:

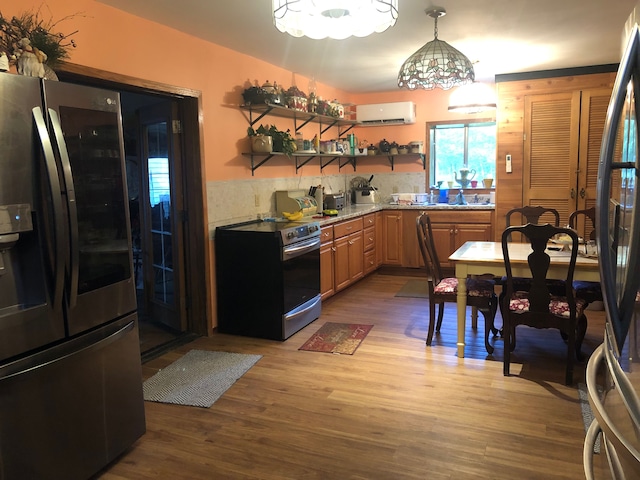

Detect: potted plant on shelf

[247,124,296,156]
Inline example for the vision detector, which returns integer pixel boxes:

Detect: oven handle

[284,295,321,323]
[283,236,321,260]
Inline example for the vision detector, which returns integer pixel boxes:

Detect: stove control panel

[281,222,321,245]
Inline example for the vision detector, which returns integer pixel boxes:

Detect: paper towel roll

[315,185,323,213]
[489,191,496,204]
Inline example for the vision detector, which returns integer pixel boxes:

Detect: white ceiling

[98,0,638,93]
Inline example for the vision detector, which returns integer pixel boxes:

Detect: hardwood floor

[98,272,609,479]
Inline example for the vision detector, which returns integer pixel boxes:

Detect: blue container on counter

[438,189,449,203]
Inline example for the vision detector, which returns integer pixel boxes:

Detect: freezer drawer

[0,314,145,480]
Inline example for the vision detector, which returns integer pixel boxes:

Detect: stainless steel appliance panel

[0,315,145,480]
[42,80,136,335]
[0,75,145,479]
[585,5,640,477]
[0,74,65,360]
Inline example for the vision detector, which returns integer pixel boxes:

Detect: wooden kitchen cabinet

[375,211,383,268]
[333,217,364,292]
[401,210,424,268]
[320,225,335,300]
[408,210,493,268]
[382,211,403,265]
[363,213,377,275]
[424,210,493,267]
[320,215,376,299]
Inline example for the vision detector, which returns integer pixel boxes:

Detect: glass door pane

[59,106,131,294]
[146,123,174,306]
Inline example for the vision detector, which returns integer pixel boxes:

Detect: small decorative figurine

[16,38,47,78]
[0,52,8,72]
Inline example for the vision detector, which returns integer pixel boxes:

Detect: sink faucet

[473,194,479,204]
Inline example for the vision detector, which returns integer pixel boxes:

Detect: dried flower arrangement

[0,5,81,69]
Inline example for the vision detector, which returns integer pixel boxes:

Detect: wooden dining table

[448,241,600,358]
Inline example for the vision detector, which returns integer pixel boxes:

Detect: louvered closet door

[578,89,614,213]
[524,91,581,226]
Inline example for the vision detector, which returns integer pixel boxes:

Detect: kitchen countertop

[312,203,495,227]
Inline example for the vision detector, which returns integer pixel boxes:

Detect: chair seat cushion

[508,291,586,317]
[573,281,603,303]
[434,277,495,298]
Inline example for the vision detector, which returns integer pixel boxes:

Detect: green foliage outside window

[430,122,496,186]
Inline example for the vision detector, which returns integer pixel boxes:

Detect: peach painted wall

[6,0,354,181]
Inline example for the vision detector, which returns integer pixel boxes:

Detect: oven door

[282,236,321,338]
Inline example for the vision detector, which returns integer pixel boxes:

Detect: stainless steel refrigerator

[0,74,145,479]
[583,3,640,478]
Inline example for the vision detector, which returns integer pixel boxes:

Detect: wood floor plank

[97,272,608,479]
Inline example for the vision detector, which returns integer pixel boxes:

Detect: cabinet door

[429,223,455,268]
[454,224,492,251]
[401,211,423,268]
[375,212,383,267]
[524,91,581,223]
[320,241,335,300]
[348,231,364,283]
[382,211,402,265]
[334,236,351,292]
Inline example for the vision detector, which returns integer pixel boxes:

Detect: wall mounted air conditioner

[356,101,416,126]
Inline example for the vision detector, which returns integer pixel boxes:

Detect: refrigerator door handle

[32,106,65,311]
[48,108,79,308]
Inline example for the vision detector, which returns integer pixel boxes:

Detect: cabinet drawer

[334,217,363,238]
[363,213,375,228]
[320,226,334,244]
[364,249,376,275]
[363,226,375,251]
[426,210,492,224]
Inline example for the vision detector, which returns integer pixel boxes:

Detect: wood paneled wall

[494,72,617,240]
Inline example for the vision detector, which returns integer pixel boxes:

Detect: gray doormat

[143,349,262,408]
[395,279,429,298]
[578,382,603,454]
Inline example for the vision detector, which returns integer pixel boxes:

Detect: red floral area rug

[298,322,373,355]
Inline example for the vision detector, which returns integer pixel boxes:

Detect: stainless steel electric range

[215,219,322,340]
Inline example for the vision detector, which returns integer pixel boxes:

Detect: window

[428,121,496,186]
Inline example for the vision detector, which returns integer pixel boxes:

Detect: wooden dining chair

[506,205,561,228]
[569,206,596,241]
[568,207,602,307]
[499,206,564,322]
[505,205,560,242]
[501,223,588,385]
[416,213,498,353]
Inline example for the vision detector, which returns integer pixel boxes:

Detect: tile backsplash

[206,171,426,235]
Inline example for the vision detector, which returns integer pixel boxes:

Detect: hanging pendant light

[448,82,497,114]
[272,0,398,40]
[397,7,474,90]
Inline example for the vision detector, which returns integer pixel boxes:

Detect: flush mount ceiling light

[272,0,398,40]
[397,7,474,90]
[448,82,497,114]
